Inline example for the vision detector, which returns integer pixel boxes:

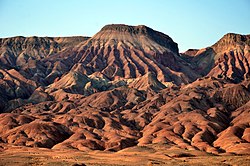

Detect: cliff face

[0,25,250,154]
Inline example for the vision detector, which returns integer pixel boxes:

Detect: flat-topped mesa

[72,24,197,84]
[93,24,179,54]
[101,24,153,35]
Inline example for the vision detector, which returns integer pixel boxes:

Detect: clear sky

[0,0,249,52]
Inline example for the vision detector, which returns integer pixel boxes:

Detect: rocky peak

[128,72,166,91]
[212,33,250,53]
[221,33,250,43]
[182,49,199,57]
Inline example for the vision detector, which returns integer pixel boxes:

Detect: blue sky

[0,0,249,52]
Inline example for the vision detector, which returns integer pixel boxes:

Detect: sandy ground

[0,144,250,166]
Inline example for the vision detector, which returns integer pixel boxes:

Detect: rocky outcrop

[128,72,166,91]
[189,33,250,82]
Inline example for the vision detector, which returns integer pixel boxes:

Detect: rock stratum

[0,24,250,155]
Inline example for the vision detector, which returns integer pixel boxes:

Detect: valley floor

[0,144,250,166]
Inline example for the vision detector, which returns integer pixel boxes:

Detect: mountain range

[0,24,250,155]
